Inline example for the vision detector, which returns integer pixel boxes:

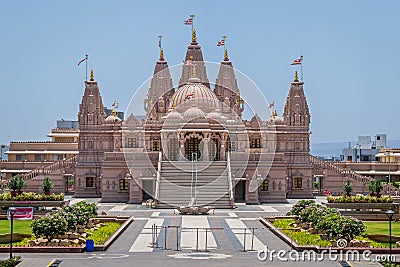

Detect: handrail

[154,151,162,201]
[310,154,373,185]
[227,151,234,205]
[19,155,77,181]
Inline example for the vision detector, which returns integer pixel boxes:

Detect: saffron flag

[183,59,193,66]
[291,56,303,65]
[186,93,194,100]
[77,57,87,66]
[269,101,274,109]
[217,40,225,46]
[184,18,193,25]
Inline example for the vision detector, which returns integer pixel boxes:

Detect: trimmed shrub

[31,212,67,240]
[289,200,315,216]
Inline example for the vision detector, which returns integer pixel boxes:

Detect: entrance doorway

[234,181,246,202]
[185,138,201,161]
[142,180,154,200]
[64,175,75,195]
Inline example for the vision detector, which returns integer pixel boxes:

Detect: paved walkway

[2,197,387,266]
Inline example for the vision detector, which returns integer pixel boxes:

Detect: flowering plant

[31,212,67,240]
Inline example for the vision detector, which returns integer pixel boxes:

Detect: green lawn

[364,221,400,236]
[0,220,32,235]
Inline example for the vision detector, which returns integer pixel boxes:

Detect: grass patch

[0,220,32,235]
[364,221,400,236]
[272,219,393,248]
[0,237,31,246]
[272,219,331,247]
[86,222,121,245]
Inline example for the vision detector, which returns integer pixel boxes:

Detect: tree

[343,180,353,196]
[42,177,54,194]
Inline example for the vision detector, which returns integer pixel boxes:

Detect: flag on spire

[269,101,275,109]
[184,18,193,25]
[217,39,225,46]
[291,56,303,65]
[183,59,193,66]
[77,57,87,66]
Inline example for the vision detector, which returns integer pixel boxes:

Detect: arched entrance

[185,137,201,160]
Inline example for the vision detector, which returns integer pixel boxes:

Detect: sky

[0,0,399,147]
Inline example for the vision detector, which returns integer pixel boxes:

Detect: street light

[8,207,17,260]
[385,151,391,196]
[386,208,395,260]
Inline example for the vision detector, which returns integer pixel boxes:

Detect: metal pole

[250,228,255,251]
[389,217,392,259]
[85,54,88,82]
[175,226,180,251]
[151,224,155,246]
[205,228,208,252]
[389,153,391,196]
[164,226,167,250]
[196,228,199,252]
[242,228,247,252]
[155,225,158,248]
[9,212,14,259]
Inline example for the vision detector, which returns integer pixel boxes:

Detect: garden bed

[0,215,133,253]
[261,200,400,253]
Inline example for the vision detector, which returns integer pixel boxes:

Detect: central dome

[172,79,218,109]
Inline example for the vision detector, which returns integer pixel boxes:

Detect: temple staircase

[310,155,400,195]
[156,159,233,208]
[20,155,77,181]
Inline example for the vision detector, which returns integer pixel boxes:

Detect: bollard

[242,228,247,252]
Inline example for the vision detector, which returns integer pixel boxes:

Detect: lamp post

[8,207,17,259]
[386,209,395,261]
[385,151,391,195]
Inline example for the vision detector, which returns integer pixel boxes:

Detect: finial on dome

[192,28,197,43]
[160,49,164,61]
[294,70,299,82]
[90,70,94,81]
[224,49,229,61]
[158,35,164,60]
[272,109,277,116]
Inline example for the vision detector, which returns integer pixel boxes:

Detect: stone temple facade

[73,30,314,208]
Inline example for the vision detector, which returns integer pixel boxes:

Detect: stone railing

[20,155,77,181]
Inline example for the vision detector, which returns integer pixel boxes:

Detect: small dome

[207,109,223,121]
[182,105,206,119]
[172,81,218,109]
[105,115,122,124]
[165,108,182,122]
[268,115,284,125]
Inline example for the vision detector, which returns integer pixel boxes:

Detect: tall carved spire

[283,71,310,126]
[78,70,105,126]
[178,23,209,88]
[214,44,243,116]
[144,37,174,120]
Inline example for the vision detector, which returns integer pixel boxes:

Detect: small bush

[31,212,67,240]
[289,200,315,216]
[0,256,21,267]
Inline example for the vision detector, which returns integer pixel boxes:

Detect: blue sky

[0,0,399,146]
